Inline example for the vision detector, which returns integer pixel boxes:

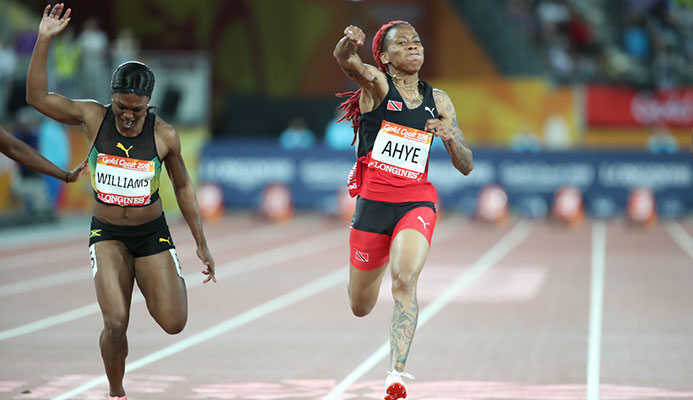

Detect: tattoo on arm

[443,125,474,174]
[340,66,378,85]
[335,37,380,85]
[436,91,473,174]
[341,66,362,80]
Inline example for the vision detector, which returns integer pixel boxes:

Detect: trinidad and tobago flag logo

[355,250,369,262]
[386,100,402,111]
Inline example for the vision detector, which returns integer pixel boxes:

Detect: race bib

[94,153,155,206]
[369,120,432,180]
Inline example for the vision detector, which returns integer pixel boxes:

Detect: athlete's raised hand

[39,3,71,39]
[197,244,216,283]
[344,25,366,47]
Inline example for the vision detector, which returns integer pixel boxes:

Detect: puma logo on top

[425,106,436,118]
[116,142,133,158]
[417,216,431,230]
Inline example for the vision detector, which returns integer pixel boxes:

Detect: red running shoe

[384,370,414,400]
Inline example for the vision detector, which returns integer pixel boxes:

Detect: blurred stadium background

[0,0,691,227]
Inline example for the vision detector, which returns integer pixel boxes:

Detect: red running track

[1,213,693,400]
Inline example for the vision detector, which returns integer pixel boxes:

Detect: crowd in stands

[0,5,138,120]
[2,1,688,159]
[505,0,693,89]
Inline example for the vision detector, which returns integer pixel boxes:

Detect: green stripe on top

[150,157,162,195]
[89,146,99,192]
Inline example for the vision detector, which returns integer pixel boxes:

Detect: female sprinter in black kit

[26,4,216,400]
[334,21,474,399]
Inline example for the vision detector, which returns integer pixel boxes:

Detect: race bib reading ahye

[369,120,432,181]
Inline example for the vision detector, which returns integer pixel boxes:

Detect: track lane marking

[51,268,348,400]
[0,227,345,341]
[0,216,317,272]
[665,222,693,259]
[50,217,463,400]
[0,221,341,296]
[587,221,607,400]
[0,268,87,297]
[323,219,533,400]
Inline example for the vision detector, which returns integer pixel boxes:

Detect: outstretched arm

[333,25,388,111]
[26,3,101,128]
[427,89,474,175]
[334,25,380,87]
[0,125,87,182]
[159,120,216,283]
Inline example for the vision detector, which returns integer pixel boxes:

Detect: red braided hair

[335,20,412,145]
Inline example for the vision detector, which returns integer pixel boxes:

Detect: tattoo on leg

[390,298,419,370]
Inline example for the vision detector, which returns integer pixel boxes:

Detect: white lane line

[51,268,346,400]
[0,220,323,293]
[0,245,84,272]
[587,221,607,400]
[0,268,88,297]
[322,220,534,400]
[0,303,101,341]
[0,220,87,252]
[0,216,307,272]
[665,222,693,259]
[51,217,464,400]
[0,228,345,341]
[1,252,217,297]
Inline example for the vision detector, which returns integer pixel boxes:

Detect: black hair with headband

[110,61,155,98]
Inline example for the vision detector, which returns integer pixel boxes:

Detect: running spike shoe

[384,370,414,400]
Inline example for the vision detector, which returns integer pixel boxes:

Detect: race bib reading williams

[369,120,433,181]
[94,153,155,206]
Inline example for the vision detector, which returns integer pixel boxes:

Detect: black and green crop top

[88,106,163,207]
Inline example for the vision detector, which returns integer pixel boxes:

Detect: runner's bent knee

[159,314,186,334]
[350,296,376,317]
